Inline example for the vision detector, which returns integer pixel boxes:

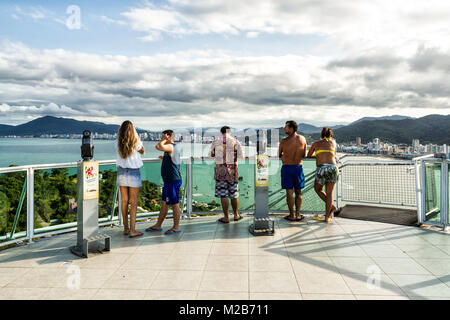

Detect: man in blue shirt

[146,130,182,235]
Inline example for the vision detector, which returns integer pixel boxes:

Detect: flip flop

[296,215,305,221]
[234,216,244,222]
[165,229,181,235]
[129,232,144,238]
[218,218,230,224]
[313,216,332,223]
[145,227,163,232]
[283,216,296,222]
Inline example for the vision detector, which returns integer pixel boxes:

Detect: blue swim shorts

[162,180,182,205]
[281,165,305,190]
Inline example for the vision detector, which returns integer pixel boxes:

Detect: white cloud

[121,0,450,55]
[0,102,86,117]
[100,15,127,26]
[13,5,53,21]
[0,41,449,129]
[246,32,259,38]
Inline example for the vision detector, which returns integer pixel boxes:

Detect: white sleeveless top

[115,139,144,169]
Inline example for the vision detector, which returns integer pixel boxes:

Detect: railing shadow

[1,214,448,300]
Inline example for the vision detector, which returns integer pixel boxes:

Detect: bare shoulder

[297,134,306,144]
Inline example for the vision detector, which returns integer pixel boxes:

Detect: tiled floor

[1,214,450,300]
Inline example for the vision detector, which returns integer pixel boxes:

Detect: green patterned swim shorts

[315,163,339,186]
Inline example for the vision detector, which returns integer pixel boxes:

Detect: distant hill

[0,117,346,137]
[0,116,149,136]
[314,114,450,145]
[298,123,344,133]
[350,115,413,125]
[0,124,14,136]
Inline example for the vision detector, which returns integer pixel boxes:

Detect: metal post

[340,166,345,203]
[26,168,34,244]
[335,174,340,211]
[415,160,423,224]
[440,160,448,228]
[110,185,119,221]
[118,192,123,226]
[420,160,427,223]
[186,157,193,219]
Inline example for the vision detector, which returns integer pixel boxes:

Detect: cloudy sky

[0,0,449,130]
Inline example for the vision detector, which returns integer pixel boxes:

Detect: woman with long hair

[116,120,145,237]
[307,127,339,223]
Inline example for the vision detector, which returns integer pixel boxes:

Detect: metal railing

[337,160,417,208]
[0,159,163,247]
[1,154,447,248]
[0,156,320,247]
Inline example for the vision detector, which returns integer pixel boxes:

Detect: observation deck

[0,155,449,300]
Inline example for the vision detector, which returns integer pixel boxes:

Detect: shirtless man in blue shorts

[278,121,307,222]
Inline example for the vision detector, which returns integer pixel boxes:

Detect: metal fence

[1,154,448,248]
[338,161,417,207]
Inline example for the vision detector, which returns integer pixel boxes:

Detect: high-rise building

[412,139,420,153]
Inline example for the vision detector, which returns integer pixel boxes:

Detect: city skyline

[0,1,449,129]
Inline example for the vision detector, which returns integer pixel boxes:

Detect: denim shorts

[116,166,142,188]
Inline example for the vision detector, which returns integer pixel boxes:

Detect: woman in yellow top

[307,127,340,223]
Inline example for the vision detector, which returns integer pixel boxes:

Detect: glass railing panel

[98,164,117,220]
[268,160,322,212]
[192,159,255,213]
[33,167,78,234]
[234,159,255,211]
[139,161,187,214]
[0,170,27,243]
[424,162,441,223]
[31,160,188,235]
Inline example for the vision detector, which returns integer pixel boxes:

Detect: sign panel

[83,161,99,200]
[255,154,269,187]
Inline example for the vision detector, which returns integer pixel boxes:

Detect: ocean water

[0,138,279,167]
[0,138,307,211]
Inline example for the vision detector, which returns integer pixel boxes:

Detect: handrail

[339,161,414,169]
[412,154,435,162]
[0,155,320,173]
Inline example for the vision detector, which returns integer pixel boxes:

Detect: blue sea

[0,138,291,210]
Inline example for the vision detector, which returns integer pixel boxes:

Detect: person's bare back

[279,133,307,165]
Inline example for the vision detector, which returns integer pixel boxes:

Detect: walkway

[1,215,449,300]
